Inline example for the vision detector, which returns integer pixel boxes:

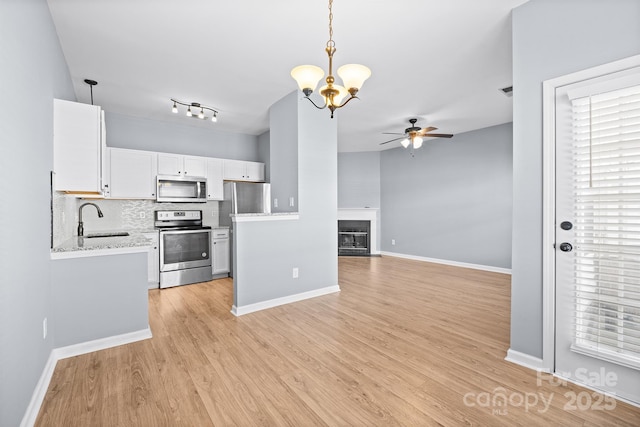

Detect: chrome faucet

[78,202,104,236]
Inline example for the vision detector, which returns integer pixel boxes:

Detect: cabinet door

[183,156,207,177]
[108,148,158,199]
[206,158,224,200]
[245,161,265,182]
[212,238,230,274]
[53,99,102,192]
[223,159,246,180]
[157,153,183,175]
[143,232,159,287]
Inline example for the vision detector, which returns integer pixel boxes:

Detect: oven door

[159,229,212,272]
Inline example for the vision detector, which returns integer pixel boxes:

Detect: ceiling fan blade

[379,137,406,145]
[381,132,406,135]
[416,126,438,135]
[423,133,454,138]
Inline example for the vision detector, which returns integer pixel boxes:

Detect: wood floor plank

[35,256,640,426]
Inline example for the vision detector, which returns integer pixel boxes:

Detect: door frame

[541,54,640,372]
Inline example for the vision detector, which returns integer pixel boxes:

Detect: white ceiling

[46,0,529,152]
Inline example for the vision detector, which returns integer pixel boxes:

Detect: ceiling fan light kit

[290,0,371,118]
[170,99,218,122]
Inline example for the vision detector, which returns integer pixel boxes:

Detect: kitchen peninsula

[50,233,152,354]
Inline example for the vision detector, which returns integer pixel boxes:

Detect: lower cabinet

[212,228,230,277]
[143,232,160,288]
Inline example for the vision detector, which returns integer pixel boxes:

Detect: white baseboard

[53,327,152,360]
[20,327,152,427]
[505,348,546,371]
[231,285,341,316]
[380,251,512,275]
[20,352,57,427]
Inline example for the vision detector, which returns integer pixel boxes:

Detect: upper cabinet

[206,158,224,200]
[53,99,105,193]
[107,148,157,199]
[223,159,265,182]
[157,153,207,177]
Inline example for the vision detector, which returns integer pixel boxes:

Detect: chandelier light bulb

[337,64,371,91]
[186,106,192,117]
[291,65,325,94]
[172,102,178,114]
[198,107,205,119]
[413,137,424,149]
[320,84,349,107]
[211,112,218,122]
[400,138,410,148]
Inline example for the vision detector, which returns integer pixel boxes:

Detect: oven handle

[159,229,211,236]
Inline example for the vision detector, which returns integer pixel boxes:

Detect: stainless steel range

[155,210,213,288]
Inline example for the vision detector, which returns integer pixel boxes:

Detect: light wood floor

[36,256,640,426]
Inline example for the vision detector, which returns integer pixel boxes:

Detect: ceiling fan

[380,118,453,149]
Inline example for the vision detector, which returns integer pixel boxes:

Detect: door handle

[559,242,573,252]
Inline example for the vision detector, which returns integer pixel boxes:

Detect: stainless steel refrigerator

[220,182,271,276]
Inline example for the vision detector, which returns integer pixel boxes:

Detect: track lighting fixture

[170,99,219,123]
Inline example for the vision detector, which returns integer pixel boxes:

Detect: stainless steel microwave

[156,175,207,203]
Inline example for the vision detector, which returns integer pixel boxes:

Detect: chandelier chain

[327,0,335,48]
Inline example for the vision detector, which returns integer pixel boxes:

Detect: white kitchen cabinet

[206,158,224,200]
[107,148,157,199]
[53,99,105,193]
[223,159,265,182]
[157,153,207,177]
[143,232,160,288]
[212,228,230,277]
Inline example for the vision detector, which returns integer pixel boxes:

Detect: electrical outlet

[391,239,396,245]
[43,317,47,339]
[274,198,278,208]
[292,267,299,279]
[139,211,145,219]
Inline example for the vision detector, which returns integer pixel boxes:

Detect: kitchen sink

[84,232,130,238]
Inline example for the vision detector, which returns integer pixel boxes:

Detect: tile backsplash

[52,193,219,246]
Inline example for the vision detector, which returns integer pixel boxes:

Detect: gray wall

[268,97,299,212]
[0,0,75,425]
[511,0,640,358]
[51,253,148,347]
[338,152,381,209]
[233,91,338,307]
[106,112,260,161]
[380,123,513,269]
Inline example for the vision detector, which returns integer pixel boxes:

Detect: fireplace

[338,220,370,256]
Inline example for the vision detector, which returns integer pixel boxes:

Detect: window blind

[570,84,640,368]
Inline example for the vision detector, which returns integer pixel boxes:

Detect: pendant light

[290,0,371,118]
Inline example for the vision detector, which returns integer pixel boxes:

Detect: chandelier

[290,0,371,118]
[170,98,218,122]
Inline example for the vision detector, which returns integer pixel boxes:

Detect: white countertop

[51,231,154,259]
[231,212,299,222]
